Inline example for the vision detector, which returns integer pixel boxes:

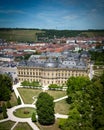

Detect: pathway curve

[0,82,69,130]
[55,113,68,119]
[7,104,39,130]
[0,118,9,123]
[11,121,18,130]
[13,82,24,105]
[54,96,68,102]
[32,96,37,105]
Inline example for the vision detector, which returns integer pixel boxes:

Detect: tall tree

[61,75,104,130]
[66,76,91,104]
[36,92,55,125]
[60,76,94,130]
[91,74,104,130]
[0,74,12,101]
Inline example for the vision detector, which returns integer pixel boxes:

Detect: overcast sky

[0,0,104,30]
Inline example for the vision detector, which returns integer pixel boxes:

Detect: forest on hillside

[0,28,104,42]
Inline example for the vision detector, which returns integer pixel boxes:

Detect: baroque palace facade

[17,51,90,86]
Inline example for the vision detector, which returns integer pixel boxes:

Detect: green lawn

[14,122,33,130]
[55,99,70,114]
[0,113,3,120]
[13,107,35,118]
[0,120,15,130]
[47,90,67,99]
[18,88,42,104]
[10,92,18,106]
[36,120,60,130]
[93,67,104,77]
[18,88,67,104]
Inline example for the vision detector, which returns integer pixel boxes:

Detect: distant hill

[0,28,104,42]
[0,28,44,42]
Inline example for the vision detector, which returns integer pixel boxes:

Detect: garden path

[0,82,69,130]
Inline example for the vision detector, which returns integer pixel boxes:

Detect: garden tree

[2,103,7,112]
[21,80,41,88]
[21,80,30,86]
[17,96,21,105]
[61,75,104,130]
[92,97,104,130]
[48,84,63,90]
[0,86,11,101]
[0,74,12,90]
[3,74,12,91]
[31,112,36,122]
[66,76,91,104]
[91,74,104,130]
[99,71,104,86]
[0,74,12,101]
[31,81,41,87]
[60,76,93,130]
[2,103,8,118]
[36,92,55,125]
[6,100,12,108]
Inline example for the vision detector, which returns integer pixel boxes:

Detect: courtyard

[0,83,69,130]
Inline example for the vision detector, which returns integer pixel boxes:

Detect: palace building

[17,51,90,86]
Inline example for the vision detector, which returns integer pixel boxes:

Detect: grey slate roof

[18,51,89,70]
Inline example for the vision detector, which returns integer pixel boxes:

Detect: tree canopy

[60,75,104,130]
[48,84,63,90]
[36,92,55,125]
[89,51,104,65]
[21,80,41,88]
[0,74,13,101]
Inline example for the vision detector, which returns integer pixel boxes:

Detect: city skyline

[0,0,104,30]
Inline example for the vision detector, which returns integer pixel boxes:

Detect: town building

[17,51,90,86]
[0,54,14,62]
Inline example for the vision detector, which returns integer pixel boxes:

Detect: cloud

[0,9,26,14]
[91,9,97,12]
[63,15,79,20]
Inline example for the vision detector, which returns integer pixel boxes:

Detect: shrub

[2,103,8,118]
[6,100,12,108]
[17,96,21,105]
[32,112,36,122]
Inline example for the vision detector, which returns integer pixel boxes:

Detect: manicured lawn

[10,92,18,106]
[93,65,104,77]
[18,88,42,104]
[0,113,3,120]
[13,107,35,118]
[18,88,67,104]
[94,69,104,76]
[14,122,33,130]
[47,90,67,99]
[0,120,15,130]
[36,120,60,130]
[55,99,70,114]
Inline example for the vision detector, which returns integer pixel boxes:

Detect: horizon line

[0,27,104,31]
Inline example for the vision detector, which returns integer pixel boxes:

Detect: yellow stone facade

[17,66,89,86]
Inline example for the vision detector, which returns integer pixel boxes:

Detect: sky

[0,0,104,30]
